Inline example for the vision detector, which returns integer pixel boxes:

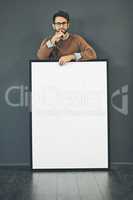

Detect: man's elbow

[83,48,97,60]
[36,50,44,60]
[93,51,97,59]
[91,48,97,60]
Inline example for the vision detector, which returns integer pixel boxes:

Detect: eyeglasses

[54,22,68,26]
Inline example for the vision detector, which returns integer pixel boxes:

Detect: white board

[31,61,109,169]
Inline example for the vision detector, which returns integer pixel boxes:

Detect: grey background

[0,0,132,166]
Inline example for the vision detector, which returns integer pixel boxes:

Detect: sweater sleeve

[36,37,54,60]
[77,35,97,60]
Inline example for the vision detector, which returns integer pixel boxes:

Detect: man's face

[52,16,70,34]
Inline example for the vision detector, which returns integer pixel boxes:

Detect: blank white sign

[31,61,108,169]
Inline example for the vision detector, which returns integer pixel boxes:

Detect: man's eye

[55,22,67,26]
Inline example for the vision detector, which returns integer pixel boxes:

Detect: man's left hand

[59,55,75,65]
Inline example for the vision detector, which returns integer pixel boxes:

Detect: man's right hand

[50,31,65,45]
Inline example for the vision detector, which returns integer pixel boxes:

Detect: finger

[63,60,67,65]
[59,31,65,38]
[59,30,64,34]
[59,58,63,65]
[61,59,66,65]
[61,59,65,65]
[58,31,63,37]
[61,61,65,65]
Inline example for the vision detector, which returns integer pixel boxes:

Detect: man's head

[52,10,70,34]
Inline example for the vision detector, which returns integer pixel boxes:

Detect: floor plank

[94,170,130,200]
[76,172,103,200]
[57,172,80,200]
[0,166,133,200]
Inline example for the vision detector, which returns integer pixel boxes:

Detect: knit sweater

[37,33,96,61]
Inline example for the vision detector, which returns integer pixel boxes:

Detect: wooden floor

[0,165,133,200]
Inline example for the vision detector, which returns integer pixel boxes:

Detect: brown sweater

[37,33,96,61]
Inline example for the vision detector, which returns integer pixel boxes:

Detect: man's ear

[52,23,55,30]
[67,21,70,29]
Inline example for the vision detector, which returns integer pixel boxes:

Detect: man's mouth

[60,29,66,33]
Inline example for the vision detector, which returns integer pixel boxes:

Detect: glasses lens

[55,22,67,26]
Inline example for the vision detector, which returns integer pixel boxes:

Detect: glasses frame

[54,21,68,27]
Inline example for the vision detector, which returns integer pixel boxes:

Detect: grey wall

[0,0,132,166]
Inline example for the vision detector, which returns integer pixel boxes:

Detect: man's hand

[59,54,76,65]
[51,31,65,45]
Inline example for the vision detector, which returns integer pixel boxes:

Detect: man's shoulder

[71,33,85,43]
[39,35,53,47]
[70,33,84,41]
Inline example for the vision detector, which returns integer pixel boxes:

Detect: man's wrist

[70,54,76,60]
[74,53,82,61]
[46,40,54,48]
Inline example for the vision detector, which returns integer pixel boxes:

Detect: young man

[37,10,96,65]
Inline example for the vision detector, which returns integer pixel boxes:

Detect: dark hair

[53,10,70,23]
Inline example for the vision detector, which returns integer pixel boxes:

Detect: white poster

[31,61,109,169]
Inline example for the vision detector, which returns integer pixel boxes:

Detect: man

[37,10,96,65]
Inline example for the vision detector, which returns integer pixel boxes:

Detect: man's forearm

[37,39,54,60]
[76,35,97,60]
[80,48,97,60]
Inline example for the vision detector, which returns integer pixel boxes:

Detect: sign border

[29,60,110,171]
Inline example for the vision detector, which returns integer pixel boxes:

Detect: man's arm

[75,35,97,60]
[37,31,65,60]
[36,38,54,60]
